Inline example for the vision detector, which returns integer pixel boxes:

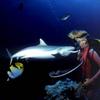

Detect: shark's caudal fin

[38,38,47,46]
[6,48,11,58]
[6,48,12,64]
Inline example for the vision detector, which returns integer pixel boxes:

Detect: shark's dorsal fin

[39,38,47,46]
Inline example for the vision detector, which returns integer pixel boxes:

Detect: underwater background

[0,0,100,100]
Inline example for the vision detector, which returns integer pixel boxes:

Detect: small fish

[7,62,24,81]
[61,15,70,21]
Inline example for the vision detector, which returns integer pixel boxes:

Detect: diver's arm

[77,50,81,61]
[84,50,100,86]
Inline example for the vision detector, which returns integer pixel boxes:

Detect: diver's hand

[77,50,81,60]
[75,82,87,98]
[58,48,78,56]
[83,78,94,87]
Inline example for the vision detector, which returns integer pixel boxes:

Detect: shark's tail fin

[6,48,11,58]
[6,48,12,65]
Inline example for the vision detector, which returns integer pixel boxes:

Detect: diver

[68,30,100,100]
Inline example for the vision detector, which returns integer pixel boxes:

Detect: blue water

[0,0,100,49]
[1,1,100,99]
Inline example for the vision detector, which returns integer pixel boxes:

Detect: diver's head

[68,30,89,49]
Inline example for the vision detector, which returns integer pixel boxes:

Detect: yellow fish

[7,62,24,81]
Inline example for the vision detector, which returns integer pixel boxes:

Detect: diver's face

[75,37,88,49]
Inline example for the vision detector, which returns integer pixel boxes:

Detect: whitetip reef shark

[7,38,78,64]
[6,38,80,80]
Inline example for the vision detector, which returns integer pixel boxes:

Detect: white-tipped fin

[6,48,12,58]
[6,48,13,65]
[39,38,47,46]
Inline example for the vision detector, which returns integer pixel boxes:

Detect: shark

[7,38,78,64]
[6,38,80,80]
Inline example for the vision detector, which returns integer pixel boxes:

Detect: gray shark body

[9,38,78,64]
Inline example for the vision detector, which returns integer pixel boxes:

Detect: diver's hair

[68,30,89,40]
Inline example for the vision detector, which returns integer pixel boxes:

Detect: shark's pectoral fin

[52,53,64,58]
